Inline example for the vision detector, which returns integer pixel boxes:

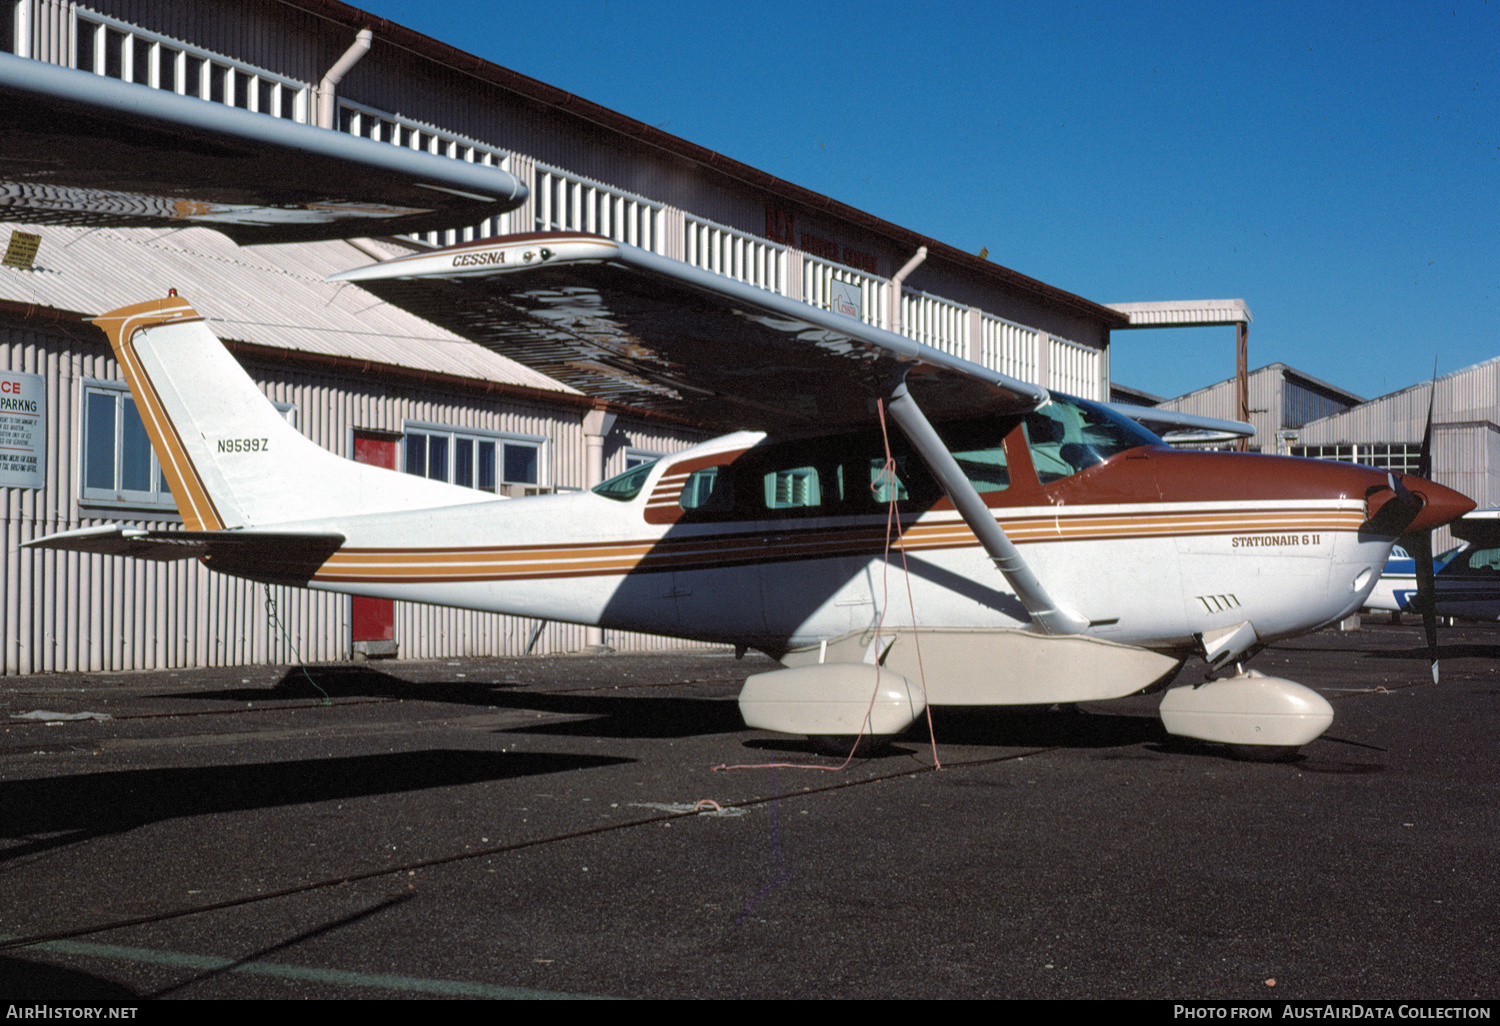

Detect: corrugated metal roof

[0,223,575,393]
[1106,299,1252,327]
[1297,354,1500,445]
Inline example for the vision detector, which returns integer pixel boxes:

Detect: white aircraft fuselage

[33,297,1474,734]
[283,433,1392,659]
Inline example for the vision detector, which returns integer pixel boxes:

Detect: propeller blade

[1403,528,1440,684]
[1408,364,1440,683]
[1417,363,1436,481]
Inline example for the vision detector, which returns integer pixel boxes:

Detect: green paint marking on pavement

[5,936,604,999]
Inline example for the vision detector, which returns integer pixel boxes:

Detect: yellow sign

[2,230,40,270]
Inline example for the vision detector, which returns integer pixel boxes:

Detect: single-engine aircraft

[24,230,1474,755]
[4,54,1475,754]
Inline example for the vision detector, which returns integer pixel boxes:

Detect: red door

[351,432,398,656]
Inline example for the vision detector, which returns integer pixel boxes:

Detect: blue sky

[356,1,1497,401]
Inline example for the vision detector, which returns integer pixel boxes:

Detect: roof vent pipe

[888,246,927,336]
[317,29,374,129]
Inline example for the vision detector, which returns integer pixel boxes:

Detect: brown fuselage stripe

[311,507,1366,584]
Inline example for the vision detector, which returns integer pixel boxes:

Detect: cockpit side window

[1452,546,1500,575]
[1023,393,1157,484]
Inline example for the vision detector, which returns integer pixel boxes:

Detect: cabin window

[1449,547,1500,575]
[594,460,656,501]
[79,380,176,511]
[949,443,1009,493]
[765,466,823,509]
[404,421,545,493]
[868,458,907,502]
[680,466,735,511]
[1023,394,1156,484]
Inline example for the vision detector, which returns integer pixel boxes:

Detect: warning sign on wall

[0,370,45,489]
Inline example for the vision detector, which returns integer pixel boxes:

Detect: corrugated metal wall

[1295,360,1500,547]
[1282,377,1356,429]
[1,321,709,675]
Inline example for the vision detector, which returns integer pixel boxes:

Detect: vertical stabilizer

[92,296,497,529]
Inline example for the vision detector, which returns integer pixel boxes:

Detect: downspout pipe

[318,29,374,129]
[888,246,927,336]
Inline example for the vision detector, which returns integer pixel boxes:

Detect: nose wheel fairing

[1159,671,1334,748]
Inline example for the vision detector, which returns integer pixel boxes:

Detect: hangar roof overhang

[285,0,1128,330]
[1105,299,1252,328]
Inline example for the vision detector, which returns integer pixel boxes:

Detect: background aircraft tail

[92,296,496,530]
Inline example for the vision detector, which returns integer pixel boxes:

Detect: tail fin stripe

[92,299,224,531]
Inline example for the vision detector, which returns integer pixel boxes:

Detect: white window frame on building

[80,382,296,512]
[1292,443,1423,474]
[624,447,663,470]
[78,378,176,512]
[402,420,548,495]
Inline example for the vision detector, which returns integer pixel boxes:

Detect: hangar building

[1151,364,1365,455]
[0,0,1128,674]
[1149,358,1500,550]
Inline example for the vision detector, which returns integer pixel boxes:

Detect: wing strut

[884,378,1090,635]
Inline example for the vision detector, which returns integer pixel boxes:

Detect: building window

[80,380,176,511]
[1292,443,1422,473]
[403,422,546,493]
[624,448,662,470]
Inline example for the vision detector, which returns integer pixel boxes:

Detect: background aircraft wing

[0,54,526,245]
[330,232,1049,433]
[1105,404,1255,445]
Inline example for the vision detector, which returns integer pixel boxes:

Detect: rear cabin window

[593,460,657,501]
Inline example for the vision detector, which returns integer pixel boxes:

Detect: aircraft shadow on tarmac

[1361,642,1500,662]
[167,665,750,740]
[0,749,627,863]
[0,956,139,1000]
[165,665,527,706]
[155,667,1360,759]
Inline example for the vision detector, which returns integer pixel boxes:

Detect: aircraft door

[668,463,769,643]
[351,431,400,658]
[756,457,871,640]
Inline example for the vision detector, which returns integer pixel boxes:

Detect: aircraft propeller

[1400,372,1441,684]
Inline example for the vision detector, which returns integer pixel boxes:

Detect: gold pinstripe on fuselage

[311,504,1367,585]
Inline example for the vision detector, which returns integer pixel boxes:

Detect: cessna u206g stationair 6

[6,52,1472,753]
[27,231,1473,755]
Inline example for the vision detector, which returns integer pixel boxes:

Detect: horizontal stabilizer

[25,525,344,585]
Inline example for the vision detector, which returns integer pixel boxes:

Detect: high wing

[0,53,526,244]
[328,232,1048,433]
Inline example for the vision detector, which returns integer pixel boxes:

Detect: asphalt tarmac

[0,621,1496,1001]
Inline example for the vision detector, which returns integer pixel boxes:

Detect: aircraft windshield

[593,460,658,501]
[1024,393,1159,484]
